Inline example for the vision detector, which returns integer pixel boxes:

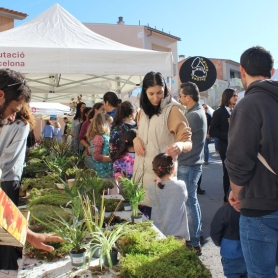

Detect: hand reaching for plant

[26,229,63,252]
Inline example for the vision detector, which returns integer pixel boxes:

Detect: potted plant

[89,221,129,268]
[81,192,128,268]
[33,196,87,267]
[65,167,78,180]
[81,192,105,258]
[120,176,145,223]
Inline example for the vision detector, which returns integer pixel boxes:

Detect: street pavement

[198,144,225,277]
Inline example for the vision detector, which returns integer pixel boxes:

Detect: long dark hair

[112,101,136,129]
[113,129,136,161]
[140,72,171,118]
[74,102,85,120]
[152,153,174,189]
[81,107,91,122]
[220,89,235,107]
[88,102,103,119]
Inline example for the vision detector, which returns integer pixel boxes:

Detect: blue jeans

[204,138,209,161]
[240,212,278,278]
[214,137,219,152]
[221,257,247,278]
[177,165,202,246]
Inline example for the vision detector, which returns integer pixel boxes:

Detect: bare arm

[167,105,192,156]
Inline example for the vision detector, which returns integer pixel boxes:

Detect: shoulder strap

[257,153,276,175]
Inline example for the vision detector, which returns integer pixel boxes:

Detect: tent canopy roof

[0,3,172,76]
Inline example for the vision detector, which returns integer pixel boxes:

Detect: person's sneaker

[212,152,220,157]
[197,188,205,195]
[204,161,209,165]
[186,245,202,256]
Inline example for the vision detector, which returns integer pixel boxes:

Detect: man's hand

[229,191,241,212]
[26,229,63,252]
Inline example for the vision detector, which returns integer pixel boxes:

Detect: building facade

[84,17,181,95]
[0,7,27,32]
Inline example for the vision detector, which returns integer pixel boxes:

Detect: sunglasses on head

[0,79,26,91]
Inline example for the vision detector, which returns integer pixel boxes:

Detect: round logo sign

[31,107,37,113]
[179,56,217,91]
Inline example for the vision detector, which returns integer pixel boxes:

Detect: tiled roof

[0,7,27,20]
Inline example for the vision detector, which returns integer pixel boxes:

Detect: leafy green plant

[65,169,113,204]
[49,140,73,158]
[23,162,49,176]
[26,147,48,160]
[81,192,126,268]
[90,222,129,269]
[33,203,87,253]
[120,177,145,217]
[65,167,78,179]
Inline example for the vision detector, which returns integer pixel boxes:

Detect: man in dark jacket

[226,46,278,277]
[209,89,238,203]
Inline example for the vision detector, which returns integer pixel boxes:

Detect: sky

[2,0,278,67]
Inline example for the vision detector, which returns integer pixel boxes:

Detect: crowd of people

[0,45,278,278]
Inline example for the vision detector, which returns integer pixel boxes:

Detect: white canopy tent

[30,102,70,116]
[0,4,173,103]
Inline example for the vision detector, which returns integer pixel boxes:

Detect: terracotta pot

[67,179,75,189]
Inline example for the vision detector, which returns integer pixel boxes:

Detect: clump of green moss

[118,223,211,278]
[29,204,71,232]
[97,198,124,212]
[28,192,70,207]
[24,240,72,262]
[22,173,60,191]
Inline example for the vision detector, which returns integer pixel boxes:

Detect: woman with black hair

[209,88,238,203]
[103,91,118,118]
[113,129,136,181]
[70,101,86,137]
[133,71,192,218]
[110,101,137,161]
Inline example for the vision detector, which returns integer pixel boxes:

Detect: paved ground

[198,144,225,277]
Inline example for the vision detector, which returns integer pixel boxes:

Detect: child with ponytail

[149,153,190,241]
[113,129,136,181]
